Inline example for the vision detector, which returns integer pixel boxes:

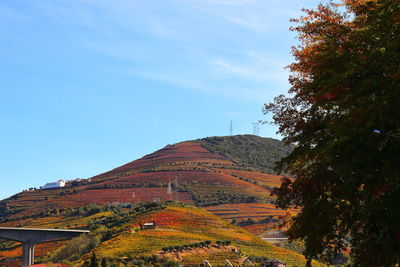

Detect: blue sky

[0,0,320,200]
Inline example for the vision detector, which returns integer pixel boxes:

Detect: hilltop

[200,135,293,173]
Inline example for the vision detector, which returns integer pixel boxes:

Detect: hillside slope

[85,203,322,267]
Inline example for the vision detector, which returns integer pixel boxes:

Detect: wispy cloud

[13,0,306,101]
[185,0,303,33]
[125,65,284,103]
[211,55,289,83]
[212,59,253,77]
[127,69,213,93]
[220,14,269,32]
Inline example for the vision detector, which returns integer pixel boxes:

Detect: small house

[40,180,66,190]
[140,222,156,229]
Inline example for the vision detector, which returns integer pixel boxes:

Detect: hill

[0,135,292,221]
[0,135,310,266]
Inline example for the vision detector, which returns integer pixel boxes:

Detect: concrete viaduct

[0,227,89,267]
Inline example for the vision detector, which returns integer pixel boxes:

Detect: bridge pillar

[22,240,36,267]
[0,227,88,267]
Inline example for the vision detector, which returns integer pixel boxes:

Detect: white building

[40,179,66,189]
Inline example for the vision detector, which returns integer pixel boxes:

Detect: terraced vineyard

[215,169,286,189]
[80,204,322,267]
[206,203,299,221]
[181,251,243,266]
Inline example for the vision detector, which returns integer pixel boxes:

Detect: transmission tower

[174,176,179,201]
[252,122,259,136]
[230,121,233,136]
[167,181,172,195]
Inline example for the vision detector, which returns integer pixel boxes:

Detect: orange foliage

[91,142,232,182]
[241,224,267,235]
[216,169,286,189]
[206,203,300,220]
[0,240,66,261]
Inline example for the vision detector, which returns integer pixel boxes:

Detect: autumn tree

[101,257,107,267]
[90,252,98,267]
[264,0,400,266]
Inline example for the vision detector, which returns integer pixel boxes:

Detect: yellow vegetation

[92,205,325,267]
